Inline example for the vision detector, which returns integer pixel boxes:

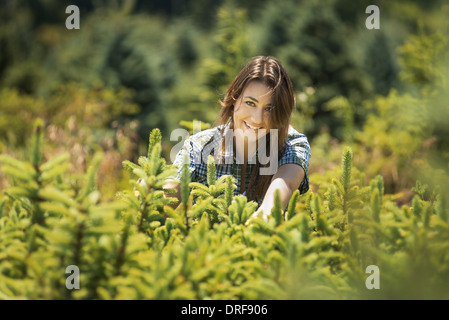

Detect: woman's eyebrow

[244,96,259,102]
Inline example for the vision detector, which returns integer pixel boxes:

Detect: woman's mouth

[243,121,262,133]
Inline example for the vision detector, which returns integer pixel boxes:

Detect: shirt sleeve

[278,131,311,195]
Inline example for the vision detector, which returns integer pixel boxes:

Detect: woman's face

[233,80,274,143]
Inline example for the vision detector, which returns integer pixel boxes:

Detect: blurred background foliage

[0,0,448,204]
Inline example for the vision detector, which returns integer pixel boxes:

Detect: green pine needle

[286,190,299,220]
[271,189,283,226]
[341,146,353,191]
[181,153,191,206]
[207,155,216,186]
[148,128,162,159]
[30,118,44,167]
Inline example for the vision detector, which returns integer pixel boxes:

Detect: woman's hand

[246,207,269,225]
[245,164,304,226]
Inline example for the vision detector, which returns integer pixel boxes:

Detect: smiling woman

[232,81,274,164]
[167,56,311,221]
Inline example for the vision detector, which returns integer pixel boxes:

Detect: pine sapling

[370,188,381,224]
[39,152,71,184]
[228,196,242,225]
[115,213,132,276]
[271,189,284,227]
[286,190,299,221]
[341,146,353,192]
[300,214,310,243]
[306,192,313,217]
[148,142,163,177]
[122,160,140,173]
[412,195,422,218]
[207,155,216,186]
[338,147,358,228]
[181,153,191,232]
[227,195,257,226]
[423,204,431,229]
[77,152,103,203]
[412,180,428,201]
[180,154,191,207]
[147,128,162,159]
[189,157,235,225]
[337,148,360,258]
[30,118,44,168]
[327,185,337,212]
[373,175,384,200]
[224,175,236,211]
[435,197,447,221]
[369,187,381,251]
[313,194,334,236]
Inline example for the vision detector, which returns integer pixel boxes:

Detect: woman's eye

[265,107,272,112]
[245,101,255,107]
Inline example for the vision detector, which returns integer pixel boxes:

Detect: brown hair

[217,56,295,202]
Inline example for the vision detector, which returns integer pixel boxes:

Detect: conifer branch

[207,155,216,186]
[286,190,299,221]
[30,118,44,168]
[148,128,162,159]
[326,185,337,212]
[271,189,283,227]
[225,175,236,210]
[77,152,103,203]
[180,154,190,207]
[341,146,353,192]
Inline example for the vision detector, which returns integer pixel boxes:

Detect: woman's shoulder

[280,126,311,164]
[286,125,308,142]
[186,125,223,149]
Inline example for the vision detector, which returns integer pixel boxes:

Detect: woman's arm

[249,163,305,222]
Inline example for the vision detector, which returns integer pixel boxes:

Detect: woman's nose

[251,108,264,125]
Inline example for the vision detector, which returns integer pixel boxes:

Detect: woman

[167,56,311,221]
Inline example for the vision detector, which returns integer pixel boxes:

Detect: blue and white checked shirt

[172,122,311,203]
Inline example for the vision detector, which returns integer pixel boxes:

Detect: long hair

[217,56,295,202]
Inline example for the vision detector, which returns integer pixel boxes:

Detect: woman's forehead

[241,81,273,103]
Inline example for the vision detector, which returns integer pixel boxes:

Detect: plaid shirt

[172,122,311,203]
